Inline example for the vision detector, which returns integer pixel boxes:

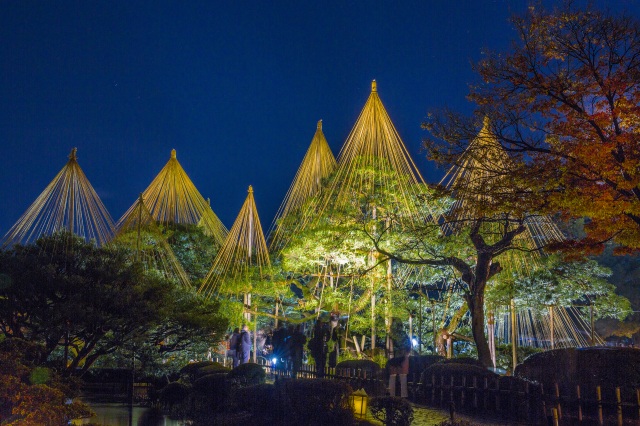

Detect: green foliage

[369,396,414,426]
[167,223,221,282]
[486,255,631,320]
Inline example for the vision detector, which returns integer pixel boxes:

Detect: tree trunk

[466,253,492,368]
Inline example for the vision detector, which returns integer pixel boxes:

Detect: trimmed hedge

[515,347,640,399]
[227,362,266,388]
[196,362,230,377]
[180,361,215,381]
[409,354,445,377]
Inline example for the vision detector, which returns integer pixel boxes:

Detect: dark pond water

[72,403,186,426]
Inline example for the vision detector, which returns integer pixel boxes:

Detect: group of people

[225,313,343,378]
[226,324,252,367]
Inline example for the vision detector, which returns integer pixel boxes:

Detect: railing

[256,362,640,425]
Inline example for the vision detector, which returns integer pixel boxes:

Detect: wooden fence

[258,361,640,425]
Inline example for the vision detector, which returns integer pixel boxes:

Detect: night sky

[1,1,638,236]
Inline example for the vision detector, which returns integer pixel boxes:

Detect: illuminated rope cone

[287,80,437,242]
[112,194,191,289]
[440,117,565,275]
[268,119,337,253]
[118,149,228,248]
[2,148,115,247]
[441,119,601,349]
[199,186,271,299]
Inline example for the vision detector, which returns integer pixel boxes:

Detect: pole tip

[170,149,177,159]
[317,119,322,130]
[248,185,253,193]
[69,148,78,160]
[371,80,377,92]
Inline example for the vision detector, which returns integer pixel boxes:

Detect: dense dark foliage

[0,233,228,375]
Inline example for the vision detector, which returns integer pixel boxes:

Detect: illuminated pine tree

[112,194,191,289]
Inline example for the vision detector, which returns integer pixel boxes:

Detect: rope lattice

[268,120,337,253]
[118,149,228,247]
[2,148,115,247]
[199,186,271,298]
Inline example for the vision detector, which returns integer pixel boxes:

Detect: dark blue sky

[1,1,637,235]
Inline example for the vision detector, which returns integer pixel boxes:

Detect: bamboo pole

[511,299,517,371]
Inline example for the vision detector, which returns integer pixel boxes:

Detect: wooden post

[590,304,595,346]
[510,299,517,371]
[555,382,562,419]
[484,377,489,411]
[431,374,436,404]
[541,383,547,420]
[253,310,258,363]
[616,387,623,426]
[549,306,555,350]
[577,385,583,422]
[461,376,466,408]
[525,382,530,423]
[473,376,478,409]
[450,375,454,407]
[552,408,559,426]
[597,385,603,425]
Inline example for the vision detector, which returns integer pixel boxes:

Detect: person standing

[238,324,252,365]
[228,328,240,368]
[309,320,330,378]
[290,325,307,379]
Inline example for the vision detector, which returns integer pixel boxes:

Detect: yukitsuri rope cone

[2,148,115,248]
[279,81,438,352]
[440,118,599,352]
[268,119,337,253]
[118,149,228,248]
[199,185,271,300]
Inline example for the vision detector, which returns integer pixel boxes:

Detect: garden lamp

[350,388,368,419]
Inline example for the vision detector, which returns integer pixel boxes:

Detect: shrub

[196,362,230,377]
[159,381,191,416]
[227,362,266,388]
[180,361,215,381]
[190,374,231,421]
[369,396,414,426]
[514,347,640,400]
[281,378,355,425]
[420,362,498,396]
[0,338,92,424]
[228,383,283,422]
[408,354,444,377]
